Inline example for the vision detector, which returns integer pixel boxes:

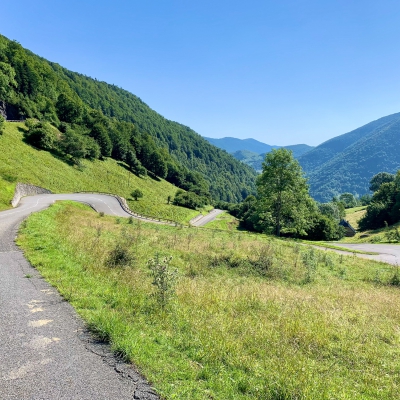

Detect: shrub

[303,213,345,241]
[147,254,178,309]
[358,202,391,230]
[105,242,135,268]
[173,189,207,210]
[25,120,58,150]
[131,189,143,201]
[385,228,400,243]
[248,245,275,275]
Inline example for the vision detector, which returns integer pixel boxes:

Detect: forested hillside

[0,34,256,202]
[235,145,314,171]
[298,113,400,202]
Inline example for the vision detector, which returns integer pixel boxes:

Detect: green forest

[0,34,256,203]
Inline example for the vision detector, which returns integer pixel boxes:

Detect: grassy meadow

[0,122,198,223]
[17,202,400,399]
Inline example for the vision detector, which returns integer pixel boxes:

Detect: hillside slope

[0,34,256,202]
[0,123,199,222]
[299,113,400,201]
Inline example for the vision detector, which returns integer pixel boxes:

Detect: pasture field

[17,202,400,399]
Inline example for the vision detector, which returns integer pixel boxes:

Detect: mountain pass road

[330,242,400,266]
[191,209,224,227]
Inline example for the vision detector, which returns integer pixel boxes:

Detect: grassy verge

[0,122,197,223]
[304,241,379,255]
[202,211,240,231]
[17,202,400,399]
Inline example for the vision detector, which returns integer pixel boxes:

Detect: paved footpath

[0,194,159,400]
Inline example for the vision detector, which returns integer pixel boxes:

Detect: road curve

[330,242,400,266]
[0,194,159,400]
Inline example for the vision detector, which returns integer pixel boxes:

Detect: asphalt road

[191,209,224,227]
[0,194,159,400]
[330,242,400,266]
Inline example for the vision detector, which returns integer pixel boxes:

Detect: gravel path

[0,194,159,400]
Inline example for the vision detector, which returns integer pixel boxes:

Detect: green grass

[304,241,379,255]
[202,211,240,231]
[18,202,400,399]
[345,206,366,214]
[344,206,366,230]
[0,122,198,223]
[340,223,400,245]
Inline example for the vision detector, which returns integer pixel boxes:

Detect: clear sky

[2,0,400,146]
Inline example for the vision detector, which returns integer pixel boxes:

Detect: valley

[1,30,400,400]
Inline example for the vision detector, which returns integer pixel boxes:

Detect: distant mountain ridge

[298,112,400,202]
[204,137,314,171]
[203,137,279,154]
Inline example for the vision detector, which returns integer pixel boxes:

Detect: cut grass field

[0,122,198,223]
[18,202,400,399]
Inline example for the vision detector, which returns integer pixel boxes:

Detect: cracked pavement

[0,194,159,400]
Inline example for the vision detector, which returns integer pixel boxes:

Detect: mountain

[298,113,400,202]
[232,150,264,172]
[0,34,257,203]
[204,137,313,171]
[284,144,315,158]
[203,137,279,154]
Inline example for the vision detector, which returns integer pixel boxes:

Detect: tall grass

[18,202,400,399]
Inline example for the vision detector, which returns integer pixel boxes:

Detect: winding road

[0,194,159,400]
[330,242,400,266]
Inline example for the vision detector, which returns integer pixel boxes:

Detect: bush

[173,189,207,209]
[105,242,135,268]
[358,202,391,231]
[24,120,58,150]
[147,254,178,309]
[131,189,143,201]
[303,213,345,241]
[385,227,400,243]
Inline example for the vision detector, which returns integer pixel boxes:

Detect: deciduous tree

[256,148,315,236]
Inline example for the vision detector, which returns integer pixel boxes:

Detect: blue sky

[3,0,400,146]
